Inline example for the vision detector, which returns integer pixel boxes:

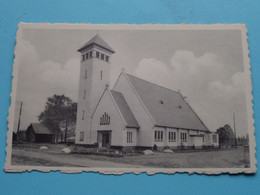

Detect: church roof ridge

[125,73,180,95]
[78,34,115,53]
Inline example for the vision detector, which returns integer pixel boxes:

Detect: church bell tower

[75,34,115,144]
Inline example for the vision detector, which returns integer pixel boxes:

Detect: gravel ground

[11,143,249,168]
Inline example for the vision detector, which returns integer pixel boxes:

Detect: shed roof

[125,74,209,131]
[66,136,75,142]
[78,34,115,53]
[110,90,140,128]
[29,123,53,135]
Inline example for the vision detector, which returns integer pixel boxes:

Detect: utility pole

[233,112,237,147]
[17,101,23,133]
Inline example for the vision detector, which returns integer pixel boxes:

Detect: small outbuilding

[26,123,54,143]
[66,136,75,144]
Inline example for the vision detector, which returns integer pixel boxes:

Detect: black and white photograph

[5,23,256,174]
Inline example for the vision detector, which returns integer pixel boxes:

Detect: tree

[216,124,235,147]
[38,95,77,143]
[61,102,77,142]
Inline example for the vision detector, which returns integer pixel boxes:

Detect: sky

[13,27,249,136]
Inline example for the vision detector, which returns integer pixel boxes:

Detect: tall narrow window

[154,130,164,142]
[82,110,84,120]
[86,52,89,59]
[100,113,110,125]
[104,112,107,125]
[85,69,87,79]
[82,55,85,62]
[101,53,104,60]
[100,71,103,80]
[168,131,176,142]
[89,51,92,58]
[96,51,100,58]
[127,132,133,143]
[180,132,187,142]
[80,132,84,141]
[105,55,109,62]
[83,89,86,99]
[212,135,217,143]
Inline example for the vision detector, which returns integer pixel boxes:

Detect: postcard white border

[5,23,256,174]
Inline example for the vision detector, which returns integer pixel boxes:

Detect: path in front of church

[11,143,247,168]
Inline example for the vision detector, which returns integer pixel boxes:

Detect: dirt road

[11,144,248,168]
[12,148,144,168]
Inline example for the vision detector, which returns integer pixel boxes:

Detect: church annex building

[75,34,219,149]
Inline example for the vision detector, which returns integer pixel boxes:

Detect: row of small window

[154,131,188,142]
[96,51,110,62]
[79,131,133,143]
[81,51,110,62]
[82,51,93,61]
[84,69,103,80]
[100,112,110,125]
[83,111,111,124]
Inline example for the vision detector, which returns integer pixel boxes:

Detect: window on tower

[83,89,86,99]
[82,51,93,62]
[82,110,84,120]
[80,132,84,141]
[105,55,109,62]
[85,69,87,79]
[101,53,104,60]
[96,51,100,58]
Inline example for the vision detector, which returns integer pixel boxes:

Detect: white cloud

[15,40,80,130]
[208,72,245,99]
[134,50,247,136]
[134,58,170,87]
[170,50,218,75]
[134,50,224,95]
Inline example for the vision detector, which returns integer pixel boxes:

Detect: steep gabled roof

[125,74,209,131]
[78,34,115,53]
[29,123,53,135]
[110,90,140,128]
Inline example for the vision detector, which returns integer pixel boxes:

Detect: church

[75,34,219,150]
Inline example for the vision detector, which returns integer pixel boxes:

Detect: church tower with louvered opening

[75,34,115,144]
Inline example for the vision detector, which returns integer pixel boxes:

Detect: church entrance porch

[97,131,111,148]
